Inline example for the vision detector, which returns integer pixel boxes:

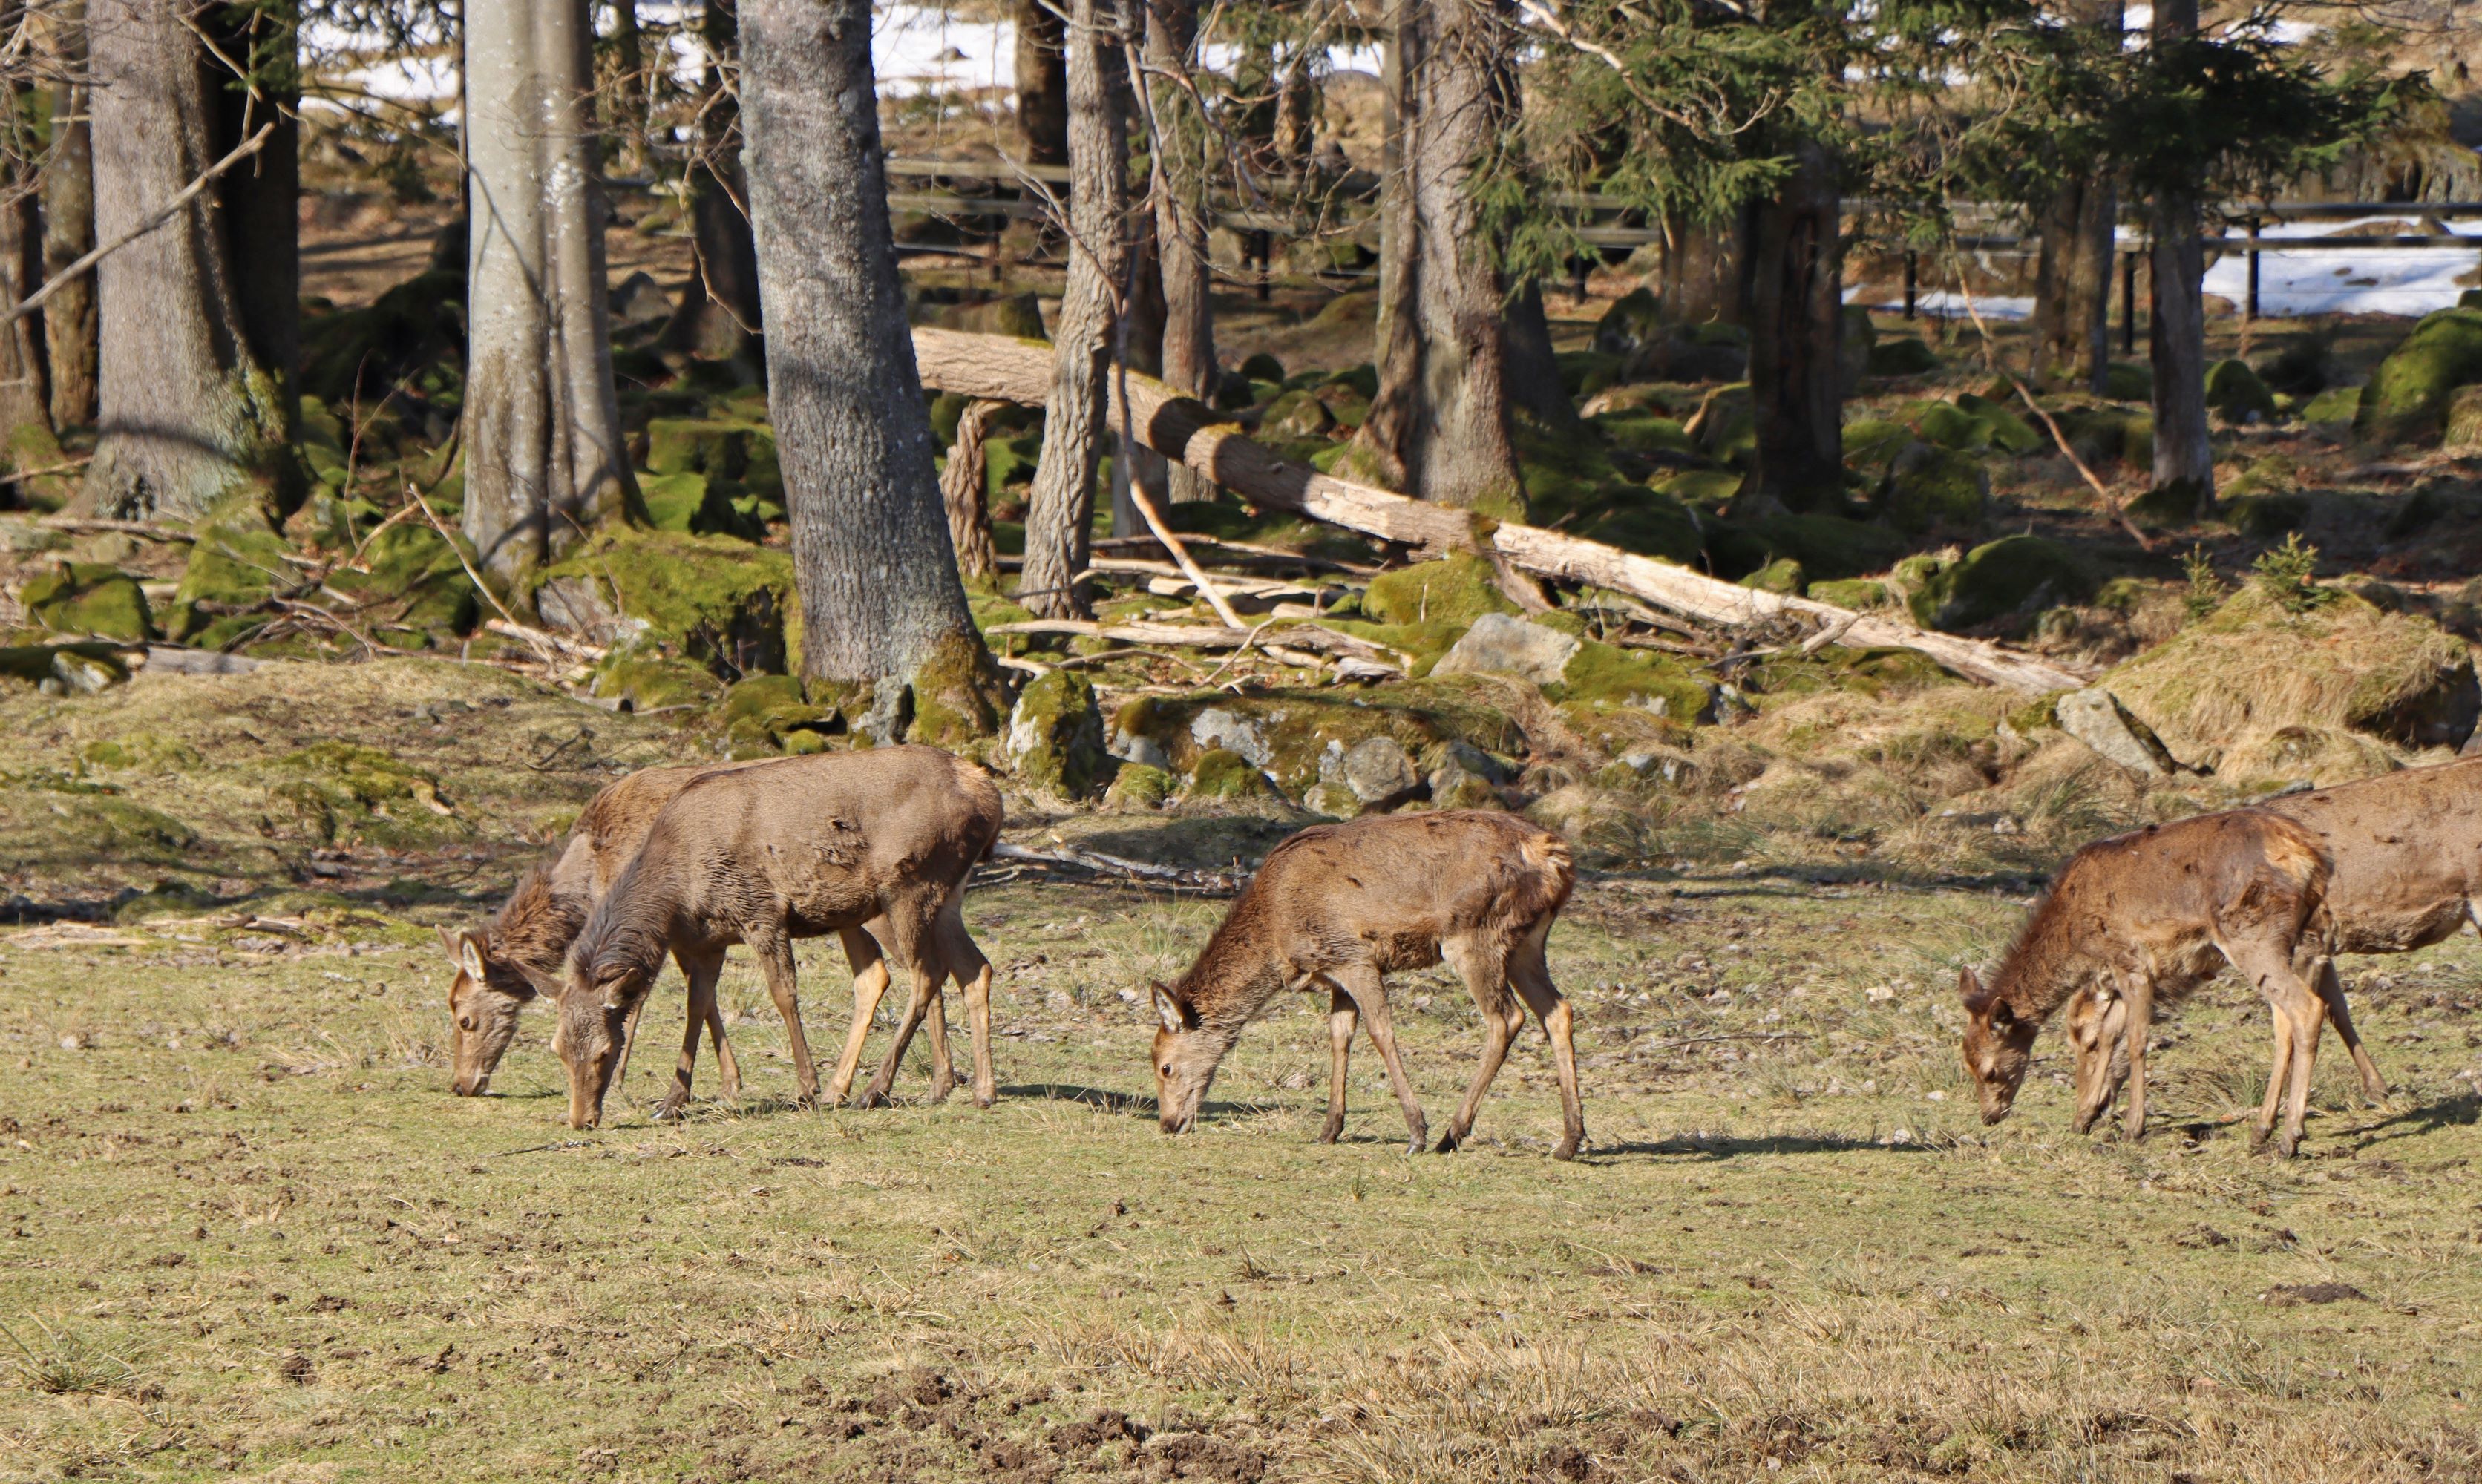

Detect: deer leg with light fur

[826,927,892,1105]
[610,997,646,1094]
[747,924,821,1109]
[660,945,728,1120]
[2118,971,2157,1142]
[1335,963,1427,1155]
[854,902,944,1110]
[1508,920,1587,1160]
[1317,984,1355,1145]
[704,980,741,1100]
[1435,933,1520,1155]
[2312,956,2389,1103]
[933,893,998,1109]
[2227,938,2328,1156]
[920,945,958,1105]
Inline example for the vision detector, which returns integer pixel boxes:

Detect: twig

[34,516,192,542]
[404,483,560,666]
[8,122,276,324]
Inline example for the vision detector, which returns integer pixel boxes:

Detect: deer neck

[1175,936,1287,1035]
[1993,907,2097,1027]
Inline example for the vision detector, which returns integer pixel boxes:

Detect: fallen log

[986,617,1402,663]
[914,326,2089,695]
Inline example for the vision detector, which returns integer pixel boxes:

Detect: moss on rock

[1005,669,1114,798]
[2354,307,2482,445]
[537,527,796,678]
[269,741,469,849]
[20,562,153,641]
[1362,552,1518,626]
[1104,761,1174,810]
[1187,746,1274,800]
[1908,536,2095,634]
[1740,557,1804,595]
[1880,443,1989,533]
[171,492,298,649]
[2205,358,2278,424]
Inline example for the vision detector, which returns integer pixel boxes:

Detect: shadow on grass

[1588,1130,1953,1161]
[1001,1083,1159,1116]
[2339,1091,2482,1150]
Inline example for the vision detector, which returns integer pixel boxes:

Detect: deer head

[552,958,644,1130]
[1958,964,2038,1125]
[1150,981,1225,1134]
[439,925,529,1097]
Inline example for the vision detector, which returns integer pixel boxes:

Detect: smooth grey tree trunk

[1733,143,1844,518]
[1355,0,1523,519]
[1014,0,1068,166]
[741,0,1004,742]
[40,0,96,430]
[1018,0,1130,620]
[2031,0,2121,393]
[2146,0,2213,512]
[1145,0,1217,503]
[663,0,764,364]
[462,0,635,582]
[75,0,288,519]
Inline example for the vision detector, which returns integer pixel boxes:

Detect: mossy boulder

[0,640,129,692]
[1904,394,2041,455]
[1907,536,2095,633]
[19,562,153,641]
[1103,762,1175,810]
[2204,358,2278,424]
[1113,682,1527,801]
[536,528,797,678]
[586,654,723,712]
[2302,385,2362,427]
[2444,386,2482,453]
[298,266,465,407]
[1005,669,1114,799]
[2103,362,2152,401]
[638,470,765,540]
[1591,408,1694,458]
[2044,404,2132,467]
[1740,557,1805,595]
[269,741,468,848]
[1867,335,1939,376]
[1187,746,1274,801]
[1362,552,1518,627]
[1807,577,1888,609]
[2354,307,2482,445]
[1841,418,1915,472]
[1651,467,1743,512]
[1572,487,1703,564]
[719,673,837,755]
[324,521,483,646]
[1880,443,1989,533]
[170,492,298,649]
[1543,640,1709,726]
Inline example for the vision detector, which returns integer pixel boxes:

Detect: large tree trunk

[1354,0,1523,519]
[2146,0,2213,513]
[662,0,764,364]
[1731,142,1843,519]
[462,0,635,582]
[1661,211,1745,325]
[0,1,48,457]
[217,0,300,447]
[1018,0,1130,620]
[75,0,290,519]
[1504,280,1579,431]
[1146,0,1218,503]
[742,0,1005,742]
[2031,0,2121,393]
[1013,0,1068,167]
[39,0,96,430]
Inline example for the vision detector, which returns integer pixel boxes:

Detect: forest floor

[0,661,2480,1483]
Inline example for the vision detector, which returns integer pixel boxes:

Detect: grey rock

[1429,613,1582,686]
[609,269,672,326]
[537,577,652,649]
[1107,725,1170,771]
[1190,706,1270,766]
[2056,688,2189,781]
[1432,738,1509,784]
[1343,735,1420,804]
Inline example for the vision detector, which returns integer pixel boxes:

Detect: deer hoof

[974,1089,996,1111]
[926,1077,955,1106]
[1432,1129,1463,1155]
[1314,1121,1342,1146]
[854,1084,891,1111]
[1552,1136,1582,1162]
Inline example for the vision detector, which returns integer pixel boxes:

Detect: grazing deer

[441,758,962,1114]
[1148,810,1584,1159]
[2059,755,2482,1143]
[554,746,1002,1130]
[1959,807,2342,1155]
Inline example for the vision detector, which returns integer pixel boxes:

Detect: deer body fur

[2065,755,2482,1143]
[1148,810,1584,1158]
[555,746,1002,1130]
[1959,807,2339,1155]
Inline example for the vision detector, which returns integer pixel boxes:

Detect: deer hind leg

[704,977,741,1101]
[920,933,957,1106]
[2312,956,2389,1103]
[933,894,999,1109]
[1434,933,1519,1156]
[1317,984,1356,1145]
[825,926,891,1106]
[609,997,647,1097]
[747,923,820,1109]
[1507,919,1586,1161]
[661,945,728,1120]
[1335,963,1427,1155]
[2227,938,2326,1157]
[854,902,943,1112]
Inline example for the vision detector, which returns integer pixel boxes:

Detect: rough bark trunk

[1018,0,1130,620]
[2146,0,2213,512]
[1504,279,1579,430]
[217,0,300,447]
[1013,0,1069,166]
[1661,211,1745,325]
[75,0,288,519]
[462,0,636,582]
[1733,143,1844,519]
[39,0,96,430]
[742,0,1004,741]
[0,1,49,456]
[2031,0,2121,393]
[912,326,2090,694]
[662,0,764,364]
[943,399,1002,586]
[1355,0,1523,519]
[1145,0,1217,503]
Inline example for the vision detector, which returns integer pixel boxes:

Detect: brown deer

[2058,755,2482,1143]
[554,746,1003,1130]
[441,758,964,1114]
[1147,810,1584,1159]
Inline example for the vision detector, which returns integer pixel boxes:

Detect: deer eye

[1159,1063,1173,1077]
[457,1016,476,1033]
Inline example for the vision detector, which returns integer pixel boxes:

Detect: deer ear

[437,925,462,960]
[1958,965,1983,1000]
[1150,981,1187,1036]
[458,933,489,983]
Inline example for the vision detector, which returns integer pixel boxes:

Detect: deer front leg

[1336,964,1426,1155]
[747,924,819,1109]
[1509,924,1587,1161]
[2119,971,2157,1142]
[660,945,728,1120]
[826,927,891,1106]
[1318,984,1356,1145]
[934,898,999,1109]
[2312,956,2389,1103]
[1435,934,1519,1155]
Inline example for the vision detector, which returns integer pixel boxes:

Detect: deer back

[2265,754,2482,953]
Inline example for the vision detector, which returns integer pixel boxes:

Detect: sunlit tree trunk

[2147,0,2213,511]
[742,0,1006,741]
[1732,142,1844,518]
[462,0,636,582]
[1018,0,1130,619]
[1145,0,1217,502]
[2032,0,2121,393]
[40,0,96,430]
[0,0,48,452]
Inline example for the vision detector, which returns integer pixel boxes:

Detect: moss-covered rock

[170,492,298,649]
[1807,577,1888,609]
[586,653,724,712]
[2302,384,2361,427]
[2103,362,2152,401]
[269,741,468,848]
[1103,761,1174,810]
[1362,551,1517,627]
[1867,335,1939,376]
[1841,418,1915,471]
[1591,408,1694,458]
[2354,307,2482,445]
[1740,557,1804,595]
[298,267,465,408]
[718,673,836,755]
[2205,358,2278,424]
[2444,385,2482,453]
[1652,467,1743,512]
[19,562,153,641]
[1907,536,2095,633]
[1005,669,1114,799]
[1543,640,1709,726]
[324,521,482,644]
[1573,487,1703,564]
[1186,746,1274,800]
[536,527,797,677]
[1880,443,1989,533]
